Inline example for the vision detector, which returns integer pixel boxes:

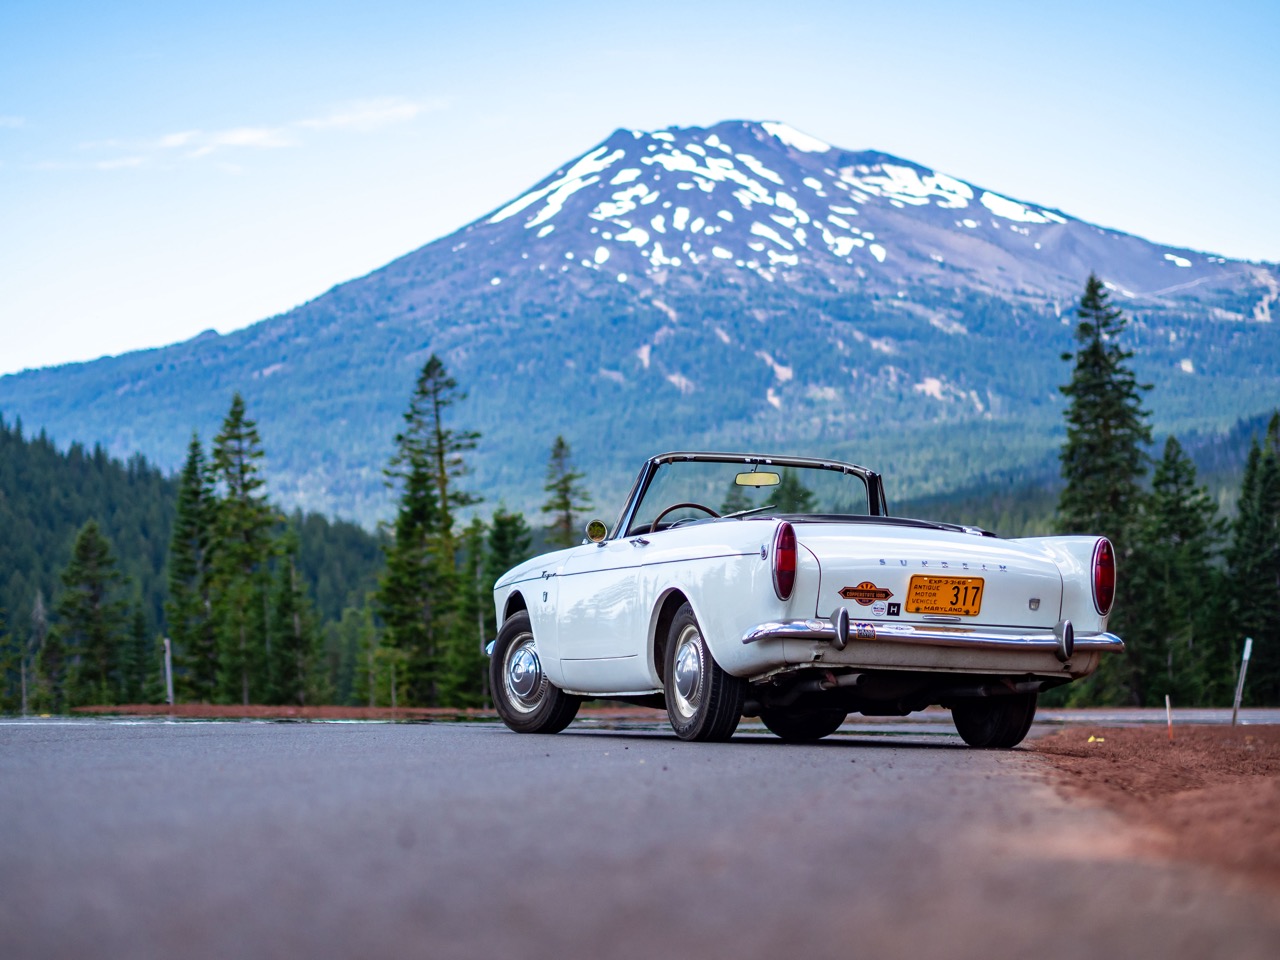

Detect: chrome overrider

[742,609,1124,661]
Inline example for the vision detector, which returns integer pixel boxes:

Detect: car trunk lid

[796,520,1063,629]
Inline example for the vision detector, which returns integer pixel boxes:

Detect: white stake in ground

[163,636,175,707]
[1231,637,1253,727]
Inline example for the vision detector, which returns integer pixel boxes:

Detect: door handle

[629,537,650,547]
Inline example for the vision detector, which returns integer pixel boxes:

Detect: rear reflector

[1092,538,1116,616]
[773,522,797,601]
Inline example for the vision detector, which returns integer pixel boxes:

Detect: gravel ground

[1032,724,1280,890]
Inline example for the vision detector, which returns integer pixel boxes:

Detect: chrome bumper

[741,616,1124,656]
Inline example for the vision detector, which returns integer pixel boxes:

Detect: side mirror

[585,519,608,543]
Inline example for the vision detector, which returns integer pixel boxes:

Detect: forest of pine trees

[1053,274,1278,707]
[1,297,1276,712]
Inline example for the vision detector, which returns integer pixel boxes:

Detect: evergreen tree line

[2,288,1275,710]
[0,355,595,712]
[1054,274,1279,707]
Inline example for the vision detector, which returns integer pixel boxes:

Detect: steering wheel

[649,502,720,533]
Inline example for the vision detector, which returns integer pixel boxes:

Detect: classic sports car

[489,452,1122,747]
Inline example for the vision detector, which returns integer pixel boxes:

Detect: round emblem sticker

[871,601,887,617]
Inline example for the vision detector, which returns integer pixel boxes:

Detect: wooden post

[1231,637,1253,727]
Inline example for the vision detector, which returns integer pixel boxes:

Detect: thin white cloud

[0,115,25,128]
[96,156,147,170]
[297,96,446,132]
[155,130,200,149]
[75,96,444,171]
[185,126,297,157]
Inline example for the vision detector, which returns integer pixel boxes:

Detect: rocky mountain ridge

[1,120,1275,525]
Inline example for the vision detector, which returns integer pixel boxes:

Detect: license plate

[906,576,984,616]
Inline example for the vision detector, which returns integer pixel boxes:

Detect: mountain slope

[2,120,1276,524]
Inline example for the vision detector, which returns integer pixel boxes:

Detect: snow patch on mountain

[762,121,832,153]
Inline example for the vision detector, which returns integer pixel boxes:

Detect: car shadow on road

[556,728,975,750]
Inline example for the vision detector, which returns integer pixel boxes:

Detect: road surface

[2,718,1277,959]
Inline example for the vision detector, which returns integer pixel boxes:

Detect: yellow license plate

[906,576,984,616]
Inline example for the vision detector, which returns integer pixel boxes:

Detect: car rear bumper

[741,617,1124,656]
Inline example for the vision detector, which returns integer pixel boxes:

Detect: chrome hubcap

[672,626,703,718]
[504,635,544,713]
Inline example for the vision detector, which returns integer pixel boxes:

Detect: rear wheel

[490,612,581,734]
[951,692,1037,748]
[760,707,847,742]
[664,603,744,742]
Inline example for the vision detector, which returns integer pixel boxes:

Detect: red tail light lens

[773,522,797,601]
[1092,538,1115,616]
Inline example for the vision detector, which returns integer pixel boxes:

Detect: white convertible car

[489,452,1122,747]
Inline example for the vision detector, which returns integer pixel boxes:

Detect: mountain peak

[459,118,1255,302]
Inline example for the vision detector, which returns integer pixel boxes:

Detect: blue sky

[2,0,1277,376]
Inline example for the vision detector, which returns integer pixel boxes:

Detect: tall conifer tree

[0,610,13,713]
[28,591,48,714]
[56,520,131,705]
[541,436,592,548]
[166,433,218,700]
[377,355,480,705]
[1226,413,1280,704]
[117,605,159,704]
[486,506,533,608]
[1126,437,1224,704]
[441,517,491,707]
[1057,273,1152,705]
[209,393,277,705]
[268,527,323,705]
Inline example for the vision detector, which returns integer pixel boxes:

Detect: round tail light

[773,522,797,601]
[1092,538,1115,616]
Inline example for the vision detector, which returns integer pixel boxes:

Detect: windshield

[626,458,871,535]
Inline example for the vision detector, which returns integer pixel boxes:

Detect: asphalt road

[2,719,1278,960]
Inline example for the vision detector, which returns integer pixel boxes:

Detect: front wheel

[760,707,847,742]
[490,612,581,734]
[951,692,1037,748]
[664,603,745,742]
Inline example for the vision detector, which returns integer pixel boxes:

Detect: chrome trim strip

[740,618,1124,653]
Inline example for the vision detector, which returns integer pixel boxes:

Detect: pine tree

[541,436,593,548]
[166,433,218,701]
[343,600,382,707]
[209,393,278,705]
[326,601,377,706]
[774,469,817,513]
[377,355,480,706]
[27,591,48,714]
[117,605,152,704]
[438,517,490,707]
[486,505,534,603]
[268,527,323,705]
[1057,274,1153,705]
[1126,437,1225,705]
[56,520,131,705]
[1226,413,1280,704]
[719,482,753,515]
[0,609,14,713]
[1058,274,1153,541]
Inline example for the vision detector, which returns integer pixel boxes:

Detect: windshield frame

[611,451,887,540]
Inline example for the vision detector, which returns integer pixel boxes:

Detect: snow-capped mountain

[1,120,1276,523]
[440,119,1276,313]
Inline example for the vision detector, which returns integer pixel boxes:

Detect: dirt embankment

[1032,725,1280,890]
